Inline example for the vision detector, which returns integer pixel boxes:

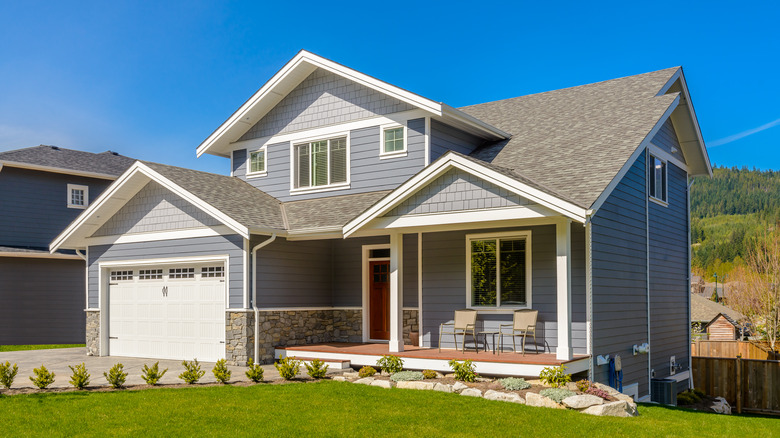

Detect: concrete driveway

[0,348,282,389]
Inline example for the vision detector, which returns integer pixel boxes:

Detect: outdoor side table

[478,330,500,354]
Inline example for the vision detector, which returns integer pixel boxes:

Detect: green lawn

[0,381,776,437]
[0,344,84,352]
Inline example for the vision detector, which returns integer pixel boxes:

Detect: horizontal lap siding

[651,119,686,164]
[430,120,484,162]
[331,236,389,307]
[649,162,690,379]
[88,235,244,308]
[0,258,86,344]
[591,152,649,396]
[256,238,332,307]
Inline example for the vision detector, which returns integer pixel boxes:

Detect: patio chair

[498,309,538,355]
[438,309,478,353]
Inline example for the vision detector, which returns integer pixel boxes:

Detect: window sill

[67,204,87,209]
[379,150,408,160]
[649,196,668,207]
[246,171,268,179]
[467,306,532,314]
[290,182,351,196]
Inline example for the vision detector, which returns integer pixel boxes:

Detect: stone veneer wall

[86,310,100,356]
[403,309,419,345]
[225,311,255,365]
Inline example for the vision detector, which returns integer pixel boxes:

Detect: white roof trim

[343,152,587,237]
[50,162,249,252]
[196,50,507,158]
[0,160,118,180]
[0,251,82,260]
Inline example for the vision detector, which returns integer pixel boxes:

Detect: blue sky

[1,1,778,174]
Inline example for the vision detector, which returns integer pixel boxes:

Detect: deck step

[280,354,351,370]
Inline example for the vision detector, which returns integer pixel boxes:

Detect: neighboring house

[690,293,746,340]
[705,313,742,341]
[51,50,712,399]
[0,145,135,344]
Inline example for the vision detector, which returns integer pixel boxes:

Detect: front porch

[276,342,590,378]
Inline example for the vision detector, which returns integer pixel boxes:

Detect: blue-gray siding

[651,118,686,164]
[232,118,426,202]
[88,235,245,308]
[591,152,649,396]
[430,119,484,162]
[0,166,111,249]
[421,225,587,353]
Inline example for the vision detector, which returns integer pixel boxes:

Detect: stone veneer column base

[225,311,254,366]
[403,309,419,345]
[85,310,100,356]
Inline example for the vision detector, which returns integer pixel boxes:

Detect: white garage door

[108,263,225,362]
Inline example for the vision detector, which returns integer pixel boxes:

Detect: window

[110,270,133,281]
[467,232,531,308]
[169,267,195,279]
[381,125,406,157]
[248,147,266,175]
[293,136,348,190]
[139,269,163,280]
[201,266,224,278]
[648,154,667,203]
[67,184,89,209]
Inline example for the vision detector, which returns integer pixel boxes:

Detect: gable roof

[0,145,136,179]
[461,67,711,210]
[691,294,745,323]
[706,312,740,329]
[196,50,509,158]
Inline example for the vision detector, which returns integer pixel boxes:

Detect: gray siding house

[52,51,711,400]
[0,146,135,344]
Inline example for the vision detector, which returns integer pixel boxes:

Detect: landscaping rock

[591,382,638,414]
[562,394,604,409]
[452,382,469,393]
[460,388,483,397]
[475,377,493,383]
[396,381,436,390]
[433,383,453,393]
[525,393,565,409]
[582,400,635,417]
[711,397,732,415]
[484,390,524,404]
[331,376,347,382]
[354,377,374,385]
[371,380,393,389]
[343,372,359,379]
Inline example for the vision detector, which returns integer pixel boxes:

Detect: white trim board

[0,251,82,260]
[0,160,118,180]
[84,226,235,246]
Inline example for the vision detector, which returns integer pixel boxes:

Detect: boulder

[591,382,638,414]
[371,380,393,389]
[354,377,374,385]
[396,381,436,390]
[331,376,347,382]
[581,400,636,417]
[452,382,470,393]
[562,394,604,409]
[484,390,525,404]
[525,393,565,409]
[711,397,732,415]
[434,383,453,393]
[460,388,483,397]
[343,372,359,379]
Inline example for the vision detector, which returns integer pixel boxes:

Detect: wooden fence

[691,340,778,360]
[692,356,780,415]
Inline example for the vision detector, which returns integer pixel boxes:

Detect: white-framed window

[466,231,532,308]
[648,153,668,204]
[292,135,349,192]
[67,184,89,209]
[110,270,133,281]
[169,267,195,279]
[247,146,267,176]
[201,266,224,278]
[139,269,163,280]
[380,123,407,158]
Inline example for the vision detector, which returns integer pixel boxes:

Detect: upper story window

[67,184,89,209]
[648,154,667,204]
[467,231,531,309]
[380,124,406,158]
[293,136,348,191]
[248,147,267,176]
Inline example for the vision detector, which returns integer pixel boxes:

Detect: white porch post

[389,232,404,352]
[556,219,573,360]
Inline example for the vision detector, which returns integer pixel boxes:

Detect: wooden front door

[369,261,390,340]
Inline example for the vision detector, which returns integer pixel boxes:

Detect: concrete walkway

[0,348,282,389]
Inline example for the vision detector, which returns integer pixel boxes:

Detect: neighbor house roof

[691,294,745,323]
[461,67,688,209]
[0,145,136,179]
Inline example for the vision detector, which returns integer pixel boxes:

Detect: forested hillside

[691,166,780,276]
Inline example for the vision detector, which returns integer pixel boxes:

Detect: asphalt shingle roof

[0,145,136,176]
[460,67,681,209]
[283,190,391,230]
[691,294,745,323]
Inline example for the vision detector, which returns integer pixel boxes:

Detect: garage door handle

[109,337,118,339]
[219,341,225,344]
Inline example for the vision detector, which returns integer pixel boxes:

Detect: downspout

[584,210,594,381]
[687,177,695,390]
[645,149,652,398]
[252,233,276,364]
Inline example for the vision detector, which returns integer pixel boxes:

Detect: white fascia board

[440,103,511,140]
[343,153,587,237]
[371,205,557,230]
[0,160,117,180]
[588,95,681,216]
[0,251,82,260]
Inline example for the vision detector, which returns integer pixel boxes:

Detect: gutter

[251,233,276,364]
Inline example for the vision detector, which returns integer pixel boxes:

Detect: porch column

[556,219,573,360]
[389,232,404,352]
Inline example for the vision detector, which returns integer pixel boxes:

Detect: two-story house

[0,145,135,344]
[51,51,711,400]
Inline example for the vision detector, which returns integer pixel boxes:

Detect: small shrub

[575,379,592,393]
[245,358,264,383]
[390,371,424,382]
[540,388,575,403]
[585,386,611,399]
[539,365,571,388]
[448,359,477,382]
[677,389,703,405]
[358,366,376,378]
[499,377,531,391]
[692,387,706,398]
[68,363,90,389]
[179,359,205,384]
[305,359,329,379]
[103,363,127,389]
[212,359,232,384]
[0,361,19,389]
[376,355,404,374]
[141,362,168,385]
[29,365,55,389]
[274,357,301,380]
[422,369,438,379]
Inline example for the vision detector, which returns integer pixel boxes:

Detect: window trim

[289,131,351,195]
[465,230,532,311]
[379,122,407,159]
[246,146,268,178]
[67,184,89,209]
[648,153,669,207]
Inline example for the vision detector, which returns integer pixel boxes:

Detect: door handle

[162,286,168,297]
